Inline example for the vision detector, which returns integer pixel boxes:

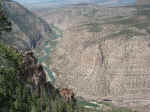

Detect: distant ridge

[136,0,150,5]
[18,0,136,10]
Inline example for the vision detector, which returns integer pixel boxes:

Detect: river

[38,25,63,84]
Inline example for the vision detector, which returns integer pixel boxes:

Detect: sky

[14,0,136,5]
[14,0,61,4]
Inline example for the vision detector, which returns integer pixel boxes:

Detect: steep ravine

[35,4,150,112]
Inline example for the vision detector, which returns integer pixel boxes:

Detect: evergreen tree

[0,0,11,34]
[0,1,78,112]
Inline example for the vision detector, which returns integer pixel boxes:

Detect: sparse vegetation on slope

[0,42,78,112]
[1,0,56,51]
[0,2,78,111]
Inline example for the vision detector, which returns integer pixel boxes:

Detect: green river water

[38,25,104,109]
[38,25,63,83]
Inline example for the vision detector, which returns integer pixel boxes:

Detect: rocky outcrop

[0,42,77,111]
[22,50,76,104]
[59,88,74,101]
[23,51,48,87]
[1,0,56,51]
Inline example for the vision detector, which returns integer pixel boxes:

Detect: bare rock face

[51,32,150,112]
[23,51,46,86]
[39,5,150,111]
[34,4,150,111]
[51,30,150,97]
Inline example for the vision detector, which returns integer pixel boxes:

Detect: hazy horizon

[14,0,136,10]
[14,0,136,6]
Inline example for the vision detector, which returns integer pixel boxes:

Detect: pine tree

[0,0,11,34]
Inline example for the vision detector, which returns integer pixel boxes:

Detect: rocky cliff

[35,4,150,112]
[1,0,56,51]
[0,1,137,112]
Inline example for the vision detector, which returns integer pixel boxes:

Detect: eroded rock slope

[35,4,150,111]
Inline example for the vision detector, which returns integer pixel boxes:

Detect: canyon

[33,3,150,112]
[2,0,150,111]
